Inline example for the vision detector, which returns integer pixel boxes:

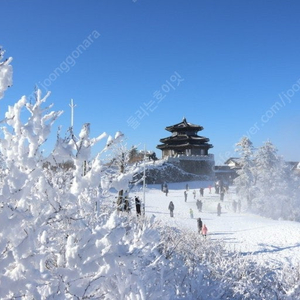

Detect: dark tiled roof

[165,118,203,132]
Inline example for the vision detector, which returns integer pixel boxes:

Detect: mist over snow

[234,137,300,221]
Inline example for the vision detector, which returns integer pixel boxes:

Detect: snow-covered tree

[0,89,135,298]
[105,136,143,212]
[253,140,300,219]
[0,46,13,99]
[234,138,300,220]
[234,137,255,209]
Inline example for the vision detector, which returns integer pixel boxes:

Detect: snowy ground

[131,181,300,269]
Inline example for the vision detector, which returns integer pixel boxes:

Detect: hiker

[200,187,204,197]
[217,203,222,216]
[165,185,169,196]
[215,182,219,194]
[168,201,174,217]
[135,196,141,216]
[199,199,203,212]
[220,187,225,201]
[197,217,203,234]
[208,185,212,194]
[190,208,194,219]
[163,182,168,193]
[196,199,203,212]
[202,224,208,237]
[124,197,130,213]
[184,190,187,202]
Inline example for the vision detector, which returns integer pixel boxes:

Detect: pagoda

[156,118,215,178]
[157,118,213,159]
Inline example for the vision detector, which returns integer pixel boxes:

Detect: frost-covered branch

[0,46,13,99]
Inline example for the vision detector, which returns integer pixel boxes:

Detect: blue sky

[1,0,300,164]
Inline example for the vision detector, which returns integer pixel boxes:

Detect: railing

[167,154,214,161]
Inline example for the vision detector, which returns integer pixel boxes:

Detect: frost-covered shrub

[157,225,300,300]
[0,90,137,299]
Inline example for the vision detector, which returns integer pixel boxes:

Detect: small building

[156,118,215,178]
[214,165,238,185]
[224,157,241,169]
[287,161,300,176]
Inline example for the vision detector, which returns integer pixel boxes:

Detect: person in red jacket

[202,224,208,237]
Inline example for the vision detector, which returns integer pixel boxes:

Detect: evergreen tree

[234,137,255,209]
[254,140,300,219]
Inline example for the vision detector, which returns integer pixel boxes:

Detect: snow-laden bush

[0,89,138,298]
[156,225,300,300]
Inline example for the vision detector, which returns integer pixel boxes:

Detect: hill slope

[133,181,300,269]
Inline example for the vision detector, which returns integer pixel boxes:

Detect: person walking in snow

[124,197,130,213]
[163,182,168,193]
[190,208,194,218]
[208,185,212,194]
[202,224,208,237]
[220,187,225,201]
[197,217,203,234]
[135,196,141,216]
[196,199,203,212]
[215,182,219,194]
[165,185,169,196]
[200,187,204,197]
[217,203,222,216]
[199,199,203,212]
[184,190,187,202]
[168,201,174,217]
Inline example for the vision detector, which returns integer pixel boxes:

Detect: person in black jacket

[168,201,174,217]
[135,196,141,216]
[197,217,203,234]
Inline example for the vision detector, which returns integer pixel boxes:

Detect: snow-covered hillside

[132,181,300,269]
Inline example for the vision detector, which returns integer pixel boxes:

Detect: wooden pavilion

[157,118,213,159]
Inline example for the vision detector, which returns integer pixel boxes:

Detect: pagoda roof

[157,143,213,150]
[160,134,210,144]
[165,118,203,132]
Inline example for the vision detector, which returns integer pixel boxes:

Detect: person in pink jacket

[202,224,208,237]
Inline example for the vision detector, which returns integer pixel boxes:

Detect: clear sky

[1,0,300,164]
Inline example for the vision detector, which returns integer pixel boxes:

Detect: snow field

[131,181,300,269]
